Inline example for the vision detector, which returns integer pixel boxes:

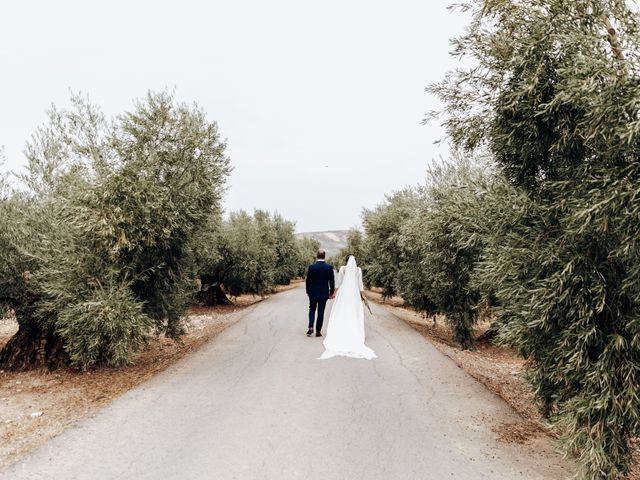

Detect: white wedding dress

[319,256,376,360]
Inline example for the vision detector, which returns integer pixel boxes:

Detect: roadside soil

[367,289,639,480]
[0,281,301,470]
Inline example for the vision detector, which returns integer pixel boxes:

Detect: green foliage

[217,210,278,297]
[56,283,152,367]
[403,161,492,347]
[430,1,640,477]
[330,229,369,273]
[1,149,40,326]
[474,164,640,479]
[0,91,231,368]
[363,160,493,347]
[0,191,55,333]
[363,189,418,298]
[295,236,321,276]
[271,214,301,285]
[199,210,304,300]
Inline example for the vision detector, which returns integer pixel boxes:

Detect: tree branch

[603,14,627,71]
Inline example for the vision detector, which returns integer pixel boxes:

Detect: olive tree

[431,1,640,477]
[0,92,231,369]
[271,214,301,285]
[331,229,369,273]
[362,189,418,299]
[295,236,321,277]
[397,160,492,347]
[197,210,303,303]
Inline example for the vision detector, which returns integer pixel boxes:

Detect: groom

[305,249,335,337]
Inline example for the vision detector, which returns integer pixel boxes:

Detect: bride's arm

[334,266,345,296]
[337,266,346,285]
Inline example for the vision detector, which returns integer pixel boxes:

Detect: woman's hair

[345,254,353,264]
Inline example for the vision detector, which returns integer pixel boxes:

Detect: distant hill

[295,230,350,257]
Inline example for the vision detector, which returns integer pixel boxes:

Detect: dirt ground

[367,290,639,479]
[0,282,301,470]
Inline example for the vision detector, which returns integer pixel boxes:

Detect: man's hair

[316,249,326,259]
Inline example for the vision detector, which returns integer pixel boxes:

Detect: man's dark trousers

[308,298,328,332]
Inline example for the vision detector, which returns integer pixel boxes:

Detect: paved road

[2,286,569,480]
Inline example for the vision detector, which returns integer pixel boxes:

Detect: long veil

[319,256,376,360]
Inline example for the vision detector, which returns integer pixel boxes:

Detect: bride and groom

[305,250,376,360]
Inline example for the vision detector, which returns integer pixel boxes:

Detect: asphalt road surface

[2,285,569,480]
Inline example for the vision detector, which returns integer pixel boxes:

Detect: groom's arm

[329,268,335,297]
[305,266,311,296]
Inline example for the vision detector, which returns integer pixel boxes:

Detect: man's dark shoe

[316,332,322,337]
[306,329,314,337]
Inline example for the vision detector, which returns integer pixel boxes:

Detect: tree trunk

[196,277,232,306]
[476,325,498,344]
[0,324,68,370]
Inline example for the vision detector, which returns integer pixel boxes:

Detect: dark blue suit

[305,260,335,332]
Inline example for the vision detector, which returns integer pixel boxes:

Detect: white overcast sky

[0,0,468,232]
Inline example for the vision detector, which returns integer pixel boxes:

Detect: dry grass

[0,281,301,470]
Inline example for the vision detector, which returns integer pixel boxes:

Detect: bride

[319,255,376,360]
